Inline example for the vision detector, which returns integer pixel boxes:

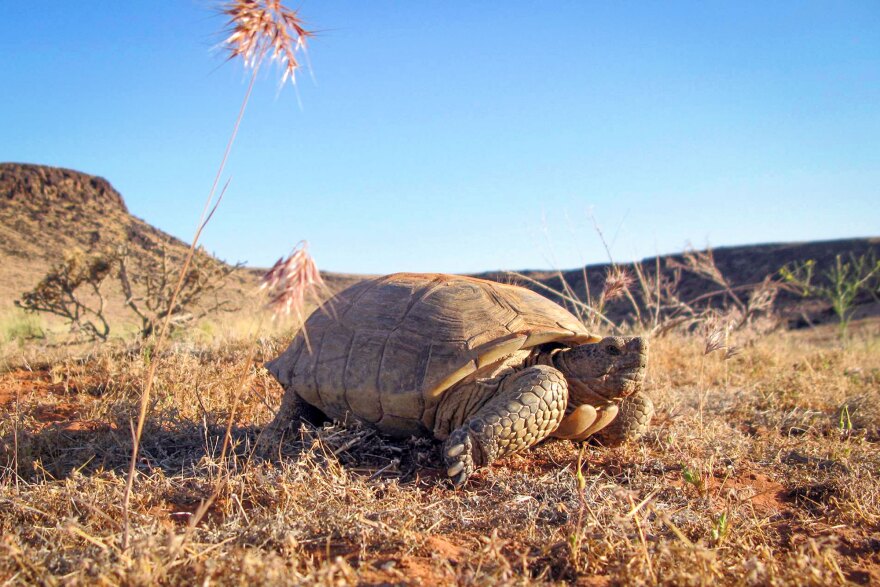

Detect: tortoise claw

[442,430,475,488]
[446,444,465,458]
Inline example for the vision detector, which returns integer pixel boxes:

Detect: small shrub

[118,244,243,338]
[780,251,880,339]
[15,245,242,341]
[15,248,117,341]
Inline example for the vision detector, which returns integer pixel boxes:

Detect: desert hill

[0,164,199,310]
[0,163,204,265]
[1,163,877,332]
[496,238,880,295]
[0,163,263,337]
[2,163,143,256]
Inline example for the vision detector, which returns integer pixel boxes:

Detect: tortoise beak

[625,336,648,368]
[615,337,647,398]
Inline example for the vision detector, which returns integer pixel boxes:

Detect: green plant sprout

[780,252,880,339]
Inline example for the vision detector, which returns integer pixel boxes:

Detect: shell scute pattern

[340,329,385,422]
[377,332,426,420]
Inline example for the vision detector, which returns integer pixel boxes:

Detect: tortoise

[264,273,652,485]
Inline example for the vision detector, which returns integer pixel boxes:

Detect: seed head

[220,0,312,85]
[602,267,634,301]
[723,345,742,360]
[704,329,726,356]
[261,241,326,320]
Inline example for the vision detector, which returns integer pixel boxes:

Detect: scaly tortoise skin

[264,273,652,485]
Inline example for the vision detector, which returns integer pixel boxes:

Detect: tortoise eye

[606,345,621,356]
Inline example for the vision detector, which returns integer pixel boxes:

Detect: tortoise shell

[267,273,599,436]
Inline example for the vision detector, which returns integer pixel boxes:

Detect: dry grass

[1,318,878,585]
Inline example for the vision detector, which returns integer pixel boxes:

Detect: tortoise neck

[523,346,562,369]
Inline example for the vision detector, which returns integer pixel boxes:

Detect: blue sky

[2,2,878,273]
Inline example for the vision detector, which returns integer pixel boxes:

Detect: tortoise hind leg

[443,365,568,486]
[593,392,654,447]
[257,389,326,455]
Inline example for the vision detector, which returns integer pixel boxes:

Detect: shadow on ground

[2,417,443,483]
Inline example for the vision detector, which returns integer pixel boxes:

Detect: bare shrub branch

[15,249,118,341]
[118,245,243,338]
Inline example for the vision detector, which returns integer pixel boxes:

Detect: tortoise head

[555,336,647,401]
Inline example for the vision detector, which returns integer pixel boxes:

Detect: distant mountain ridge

[0,163,186,263]
[1,163,877,327]
[2,163,127,212]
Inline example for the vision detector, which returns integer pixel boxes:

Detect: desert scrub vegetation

[780,251,880,339]
[15,246,242,341]
[510,244,781,342]
[16,249,119,341]
[1,319,879,585]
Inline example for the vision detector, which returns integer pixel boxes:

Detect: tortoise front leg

[593,392,654,447]
[442,365,567,486]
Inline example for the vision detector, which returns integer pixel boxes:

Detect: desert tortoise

[264,273,652,485]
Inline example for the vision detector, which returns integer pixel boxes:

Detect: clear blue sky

[2,2,878,273]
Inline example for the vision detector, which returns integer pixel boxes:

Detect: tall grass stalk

[569,443,587,569]
[121,1,313,550]
[12,373,20,491]
[121,176,232,549]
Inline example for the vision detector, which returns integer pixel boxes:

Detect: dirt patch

[294,538,460,586]
[32,402,114,433]
[33,402,81,423]
[723,471,789,513]
[0,366,115,433]
[837,528,880,585]
[353,555,457,586]
[399,555,456,585]
[1,367,104,403]
[0,369,38,408]
[422,535,466,562]
[0,369,116,432]
[0,388,13,409]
